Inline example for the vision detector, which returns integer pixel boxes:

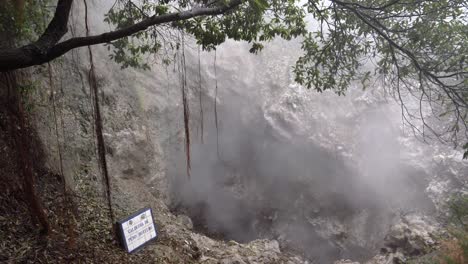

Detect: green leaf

[250,0,270,10]
[249,42,264,54]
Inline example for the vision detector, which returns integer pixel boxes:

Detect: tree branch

[37,0,74,48]
[333,0,468,110]
[0,0,243,72]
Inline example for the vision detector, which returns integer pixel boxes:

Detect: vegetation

[0,0,465,157]
[411,195,468,264]
[0,0,51,42]
[445,194,468,263]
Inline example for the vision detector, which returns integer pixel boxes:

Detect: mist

[166,40,437,262]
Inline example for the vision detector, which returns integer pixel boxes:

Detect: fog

[167,40,436,262]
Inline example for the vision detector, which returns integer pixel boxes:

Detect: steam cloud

[168,40,435,262]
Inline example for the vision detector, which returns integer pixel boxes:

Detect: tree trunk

[1,71,50,234]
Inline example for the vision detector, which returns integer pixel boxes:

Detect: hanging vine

[69,5,96,148]
[83,0,114,224]
[214,50,220,158]
[198,46,204,143]
[180,32,191,178]
[47,62,78,248]
[47,63,65,184]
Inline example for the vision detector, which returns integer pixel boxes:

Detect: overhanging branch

[0,0,243,72]
[333,0,468,109]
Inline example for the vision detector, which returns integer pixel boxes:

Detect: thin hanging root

[47,62,78,249]
[214,50,220,158]
[183,81,191,177]
[198,46,204,143]
[181,34,191,178]
[47,63,65,185]
[84,0,114,223]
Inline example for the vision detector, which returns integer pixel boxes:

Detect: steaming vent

[164,41,439,263]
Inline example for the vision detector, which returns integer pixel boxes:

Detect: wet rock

[220,255,246,264]
[382,214,438,257]
[189,233,302,264]
[176,214,193,230]
[365,251,406,264]
[335,259,360,264]
[355,214,440,264]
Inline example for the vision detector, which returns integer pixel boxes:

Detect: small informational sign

[116,208,157,253]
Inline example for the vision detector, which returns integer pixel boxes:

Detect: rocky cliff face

[21,1,467,263]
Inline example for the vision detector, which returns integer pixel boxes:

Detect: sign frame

[116,207,158,253]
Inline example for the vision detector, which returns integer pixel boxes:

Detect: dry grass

[436,194,468,264]
[437,237,466,264]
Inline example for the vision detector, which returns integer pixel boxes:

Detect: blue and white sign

[117,208,157,253]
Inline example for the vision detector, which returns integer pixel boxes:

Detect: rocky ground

[0,166,310,263]
[1,156,464,264]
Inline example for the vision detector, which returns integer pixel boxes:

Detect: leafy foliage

[103,0,169,69]
[449,195,468,231]
[102,0,468,154]
[0,1,51,44]
[443,195,468,264]
[408,195,468,264]
[104,0,307,68]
